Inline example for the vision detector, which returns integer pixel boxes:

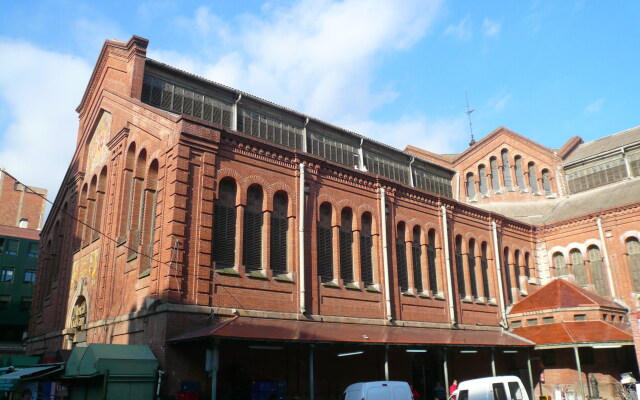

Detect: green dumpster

[63,344,158,400]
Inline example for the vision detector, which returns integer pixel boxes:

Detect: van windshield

[492,383,507,400]
[507,382,523,400]
[457,390,469,400]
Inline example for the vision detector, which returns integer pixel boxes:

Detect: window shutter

[571,250,587,286]
[468,249,478,297]
[360,234,373,286]
[588,247,609,296]
[317,226,333,282]
[270,215,288,273]
[627,238,640,291]
[412,242,423,292]
[481,244,490,298]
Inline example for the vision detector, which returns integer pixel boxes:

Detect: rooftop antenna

[465,90,476,146]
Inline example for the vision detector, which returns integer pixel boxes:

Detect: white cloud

[483,18,501,38]
[0,39,92,203]
[487,90,511,113]
[444,15,472,40]
[584,98,605,113]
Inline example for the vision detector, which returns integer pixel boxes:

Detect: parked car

[451,376,529,400]
[343,381,413,400]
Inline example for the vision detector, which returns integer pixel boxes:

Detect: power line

[0,168,249,311]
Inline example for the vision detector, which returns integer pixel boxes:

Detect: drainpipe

[573,346,586,400]
[441,205,456,325]
[358,138,365,170]
[380,188,392,320]
[409,157,415,187]
[491,221,508,326]
[231,93,242,131]
[622,147,632,178]
[596,218,617,299]
[302,118,309,152]
[299,163,306,314]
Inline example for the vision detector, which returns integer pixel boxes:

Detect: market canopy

[0,365,63,391]
[169,317,534,347]
[512,320,634,348]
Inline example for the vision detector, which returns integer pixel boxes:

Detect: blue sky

[1,0,639,200]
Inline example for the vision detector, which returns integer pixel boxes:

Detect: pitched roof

[509,278,623,314]
[564,126,640,164]
[512,321,633,346]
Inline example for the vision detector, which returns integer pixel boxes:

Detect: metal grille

[468,244,478,297]
[411,234,423,293]
[339,210,353,283]
[270,193,288,273]
[455,238,466,297]
[413,167,453,198]
[238,109,304,150]
[212,180,237,268]
[567,158,627,193]
[490,157,501,192]
[503,250,512,303]
[360,213,374,286]
[501,150,513,190]
[513,251,521,290]
[478,165,489,196]
[396,241,409,292]
[515,156,526,191]
[481,243,490,298]
[141,75,232,128]
[626,238,640,292]
[588,246,609,296]
[317,204,333,282]
[570,250,587,286]
[308,132,359,167]
[427,233,438,293]
[364,151,410,184]
[243,186,263,270]
[554,253,567,276]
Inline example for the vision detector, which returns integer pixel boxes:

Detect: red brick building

[26,36,640,399]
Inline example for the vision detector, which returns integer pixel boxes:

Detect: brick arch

[354,209,379,235]
[621,230,640,244]
[265,181,295,211]
[394,213,411,228]
[317,196,338,225]
[241,175,270,209]
[336,198,359,216]
[216,168,243,205]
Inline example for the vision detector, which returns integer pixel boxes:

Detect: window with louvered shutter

[514,250,521,290]
[524,252,531,279]
[501,150,513,190]
[490,157,501,192]
[503,249,512,304]
[360,213,374,286]
[413,167,454,198]
[481,242,491,298]
[478,165,489,197]
[238,109,303,150]
[308,131,359,168]
[466,173,476,200]
[566,158,628,193]
[468,240,478,298]
[629,152,640,177]
[427,229,438,293]
[243,185,263,270]
[317,203,333,282]
[364,151,410,184]
[554,253,567,276]
[213,179,237,268]
[542,169,552,195]
[396,223,409,291]
[588,246,609,296]
[339,209,354,283]
[515,156,526,191]
[412,227,423,293]
[626,238,640,292]
[270,192,288,273]
[455,236,466,297]
[570,249,587,286]
[528,162,539,193]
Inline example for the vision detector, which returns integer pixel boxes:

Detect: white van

[452,376,529,400]
[343,381,413,400]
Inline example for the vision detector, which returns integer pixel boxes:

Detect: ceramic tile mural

[85,112,112,175]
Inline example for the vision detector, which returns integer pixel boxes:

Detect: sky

[1,0,639,203]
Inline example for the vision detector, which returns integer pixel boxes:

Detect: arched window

[481,242,491,298]
[553,252,567,276]
[466,172,477,201]
[360,213,374,286]
[83,175,98,246]
[478,165,489,197]
[243,185,264,270]
[270,191,288,273]
[468,239,478,298]
[119,143,136,239]
[412,226,423,293]
[139,161,158,273]
[542,169,552,196]
[570,249,587,286]
[514,250,521,291]
[128,149,147,257]
[455,235,466,297]
[427,229,438,293]
[626,238,640,292]
[396,223,409,292]
[503,248,513,304]
[514,156,526,191]
[588,246,609,296]
[490,157,501,192]
[317,203,333,282]
[92,166,108,241]
[524,252,531,279]
[339,208,354,284]
[501,149,513,190]
[212,178,237,268]
[528,162,539,194]
[76,183,88,250]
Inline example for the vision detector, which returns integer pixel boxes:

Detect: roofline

[534,341,634,350]
[563,141,640,167]
[145,58,456,174]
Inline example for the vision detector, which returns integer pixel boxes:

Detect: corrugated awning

[169,317,533,347]
[0,365,63,391]
[512,321,633,348]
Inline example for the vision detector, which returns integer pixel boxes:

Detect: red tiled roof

[0,225,40,240]
[512,321,633,346]
[509,278,623,314]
